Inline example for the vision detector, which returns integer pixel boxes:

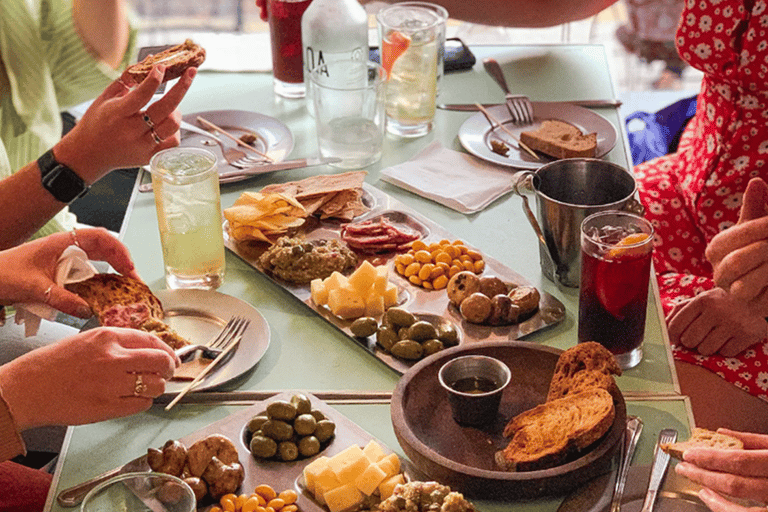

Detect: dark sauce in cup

[451,376,498,394]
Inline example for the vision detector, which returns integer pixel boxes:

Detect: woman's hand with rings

[0,228,140,318]
[0,327,180,430]
[51,63,196,185]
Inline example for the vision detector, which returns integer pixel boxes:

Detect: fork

[181,121,264,169]
[640,428,678,512]
[482,58,535,125]
[174,316,239,361]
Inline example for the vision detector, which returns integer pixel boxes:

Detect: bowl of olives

[244,393,337,462]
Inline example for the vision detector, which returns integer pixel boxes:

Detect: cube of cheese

[325,271,348,291]
[378,473,405,500]
[348,260,377,295]
[362,440,386,463]
[383,284,399,307]
[364,293,385,318]
[313,466,342,505]
[354,460,388,495]
[324,482,364,512]
[310,278,329,306]
[303,455,330,495]
[377,453,401,477]
[329,445,370,484]
[372,265,390,295]
[327,286,366,319]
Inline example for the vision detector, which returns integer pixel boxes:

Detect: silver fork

[482,58,535,125]
[174,316,239,361]
[180,121,266,169]
[640,428,678,512]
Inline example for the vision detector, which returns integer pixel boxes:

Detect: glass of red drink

[578,211,654,369]
[267,0,313,98]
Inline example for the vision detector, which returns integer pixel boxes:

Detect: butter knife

[56,454,149,507]
[640,428,678,512]
[438,100,622,111]
[138,157,341,193]
[612,416,644,512]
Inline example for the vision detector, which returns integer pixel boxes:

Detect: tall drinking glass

[578,211,654,370]
[149,147,225,290]
[268,0,313,98]
[377,2,447,138]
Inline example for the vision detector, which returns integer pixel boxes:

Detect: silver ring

[70,228,81,248]
[142,112,155,129]
[116,77,130,90]
[150,127,163,144]
[133,374,147,397]
[43,285,53,304]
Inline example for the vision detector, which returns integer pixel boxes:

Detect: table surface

[46,45,693,512]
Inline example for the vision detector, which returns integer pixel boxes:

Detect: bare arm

[72,0,130,68]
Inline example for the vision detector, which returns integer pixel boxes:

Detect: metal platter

[224,183,566,374]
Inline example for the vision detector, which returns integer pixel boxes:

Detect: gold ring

[70,228,81,248]
[142,112,155,129]
[43,285,53,304]
[133,374,147,397]
[116,78,131,90]
[150,127,163,144]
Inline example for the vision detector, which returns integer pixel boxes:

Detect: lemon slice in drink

[382,31,411,80]
[607,233,651,258]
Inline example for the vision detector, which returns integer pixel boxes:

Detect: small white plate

[458,102,617,170]
[180,109,294,183]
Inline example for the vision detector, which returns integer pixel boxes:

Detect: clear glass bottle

[301,0,369,113]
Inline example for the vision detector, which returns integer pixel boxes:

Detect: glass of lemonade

[578,211,654,370]
[377,2,447,138]
[149,147,225,290]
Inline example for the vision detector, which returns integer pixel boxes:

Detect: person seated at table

[674,428,768,512]
[0,228,180,512]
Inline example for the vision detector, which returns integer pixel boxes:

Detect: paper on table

[380,141,518,214]
[13,246,97,337]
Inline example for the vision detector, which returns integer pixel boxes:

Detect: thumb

[738,178,768,223]
[47,287,94,319]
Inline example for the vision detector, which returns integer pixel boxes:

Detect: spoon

[611,416,644,512]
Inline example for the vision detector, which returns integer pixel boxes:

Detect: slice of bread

[126,39,206,83]
[661,428,744,460]
[546,342,622,402]
[519,119,597,159]
[496,388,615,471]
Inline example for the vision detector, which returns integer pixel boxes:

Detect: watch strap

[37,149,89,203]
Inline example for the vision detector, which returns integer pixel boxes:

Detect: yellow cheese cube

[362,440,386,463]
[383,284,399,307]
[327,286,366,319]
[313,466,342,505]
[364,293,385,318]
[348,260,377,295]
[372,265,390,295]
[303,455,330,495]
[354,460,388,495]
[324,482,364,512]
[329,445,370,484]
[378,473,405,500]
[310,278,329,306]
[377,453,401,477]
[325,271,348,291]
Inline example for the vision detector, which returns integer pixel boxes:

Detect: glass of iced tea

[149,148,225,290]
[578,211,654,370]
[377,2,447,138]
[267,0,313,98]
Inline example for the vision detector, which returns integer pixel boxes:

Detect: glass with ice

[578,211,654,369]
[149,147,225,290]
[377,2,447,138]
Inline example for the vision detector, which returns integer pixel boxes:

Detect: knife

[438,99,622,111]
[56,454,149,507]
[138,157,341,193]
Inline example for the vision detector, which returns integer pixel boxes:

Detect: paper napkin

[380,141,518,214]
[14,245,97,337]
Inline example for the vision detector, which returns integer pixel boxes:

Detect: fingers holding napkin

[380,141,519,214]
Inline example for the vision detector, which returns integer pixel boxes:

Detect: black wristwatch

[37,149,89,203]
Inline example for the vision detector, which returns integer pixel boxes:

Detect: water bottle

[301,0,369,114]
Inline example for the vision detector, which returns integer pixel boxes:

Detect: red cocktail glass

[267,0,313,98]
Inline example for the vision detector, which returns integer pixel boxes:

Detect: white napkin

[14,246,98,337]
[380,141,517,214]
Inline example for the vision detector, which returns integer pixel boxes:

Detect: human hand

[666,287,767,357]
[0,327,179,430]
[676,429,768,510]
[0,228,139,318]
[53,64,196,185]
[707,178,768,314]
[256,0,268,21]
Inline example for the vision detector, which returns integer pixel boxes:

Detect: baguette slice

[126,39,206,83]
[547,342,622,402]
[496,388,615,472]
[661,428,744,460]
[519,119,597,159]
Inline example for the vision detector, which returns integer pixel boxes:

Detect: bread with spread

[126,39,206,83]
[661,428,744,460]
[519,119,597,159]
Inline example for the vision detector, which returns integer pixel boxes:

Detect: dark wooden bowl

[391,341,626,500]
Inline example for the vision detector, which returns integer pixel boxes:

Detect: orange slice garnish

[382,31,411,79]
[607,233,651,258]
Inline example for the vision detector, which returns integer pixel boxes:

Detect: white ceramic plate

[156,289,270,396]
[458,102,617,170]
[180,110,294,183]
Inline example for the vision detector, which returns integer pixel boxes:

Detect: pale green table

[46,45,691,512]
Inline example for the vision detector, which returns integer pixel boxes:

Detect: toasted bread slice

[546,342,622,402]
[126,39,205,83]
[496,388,615,471]
[519,119,597,159]
[661,428,744,460]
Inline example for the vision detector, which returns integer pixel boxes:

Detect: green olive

[407,321,438,341]
[298,436,321,457]
[350,317,378,338]
[249,435,278,459]
[314,419,336,443]
[422,339,445,356]
[266,400,297,421]
[294,413,318,436]
[261,419,294,441]
[437,323,459,346]
[390,340,424,360]
[247,415,269,434]
[278,441,299,461]
[385,307,416,328]
[290,394,312,415]
[376,326,399,352]
[309,409,326,422]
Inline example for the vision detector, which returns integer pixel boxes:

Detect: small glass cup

[438,355,511,426]
[376,2,448,138]
[267,0,314,98]
[81,472,196,512]
[310,60,386,169]
[149,147,226,290]
[578,210,654,369]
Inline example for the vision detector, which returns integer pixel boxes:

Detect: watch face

[39,151,88,203]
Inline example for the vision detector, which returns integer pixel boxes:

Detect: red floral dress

[635,0,768,400]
